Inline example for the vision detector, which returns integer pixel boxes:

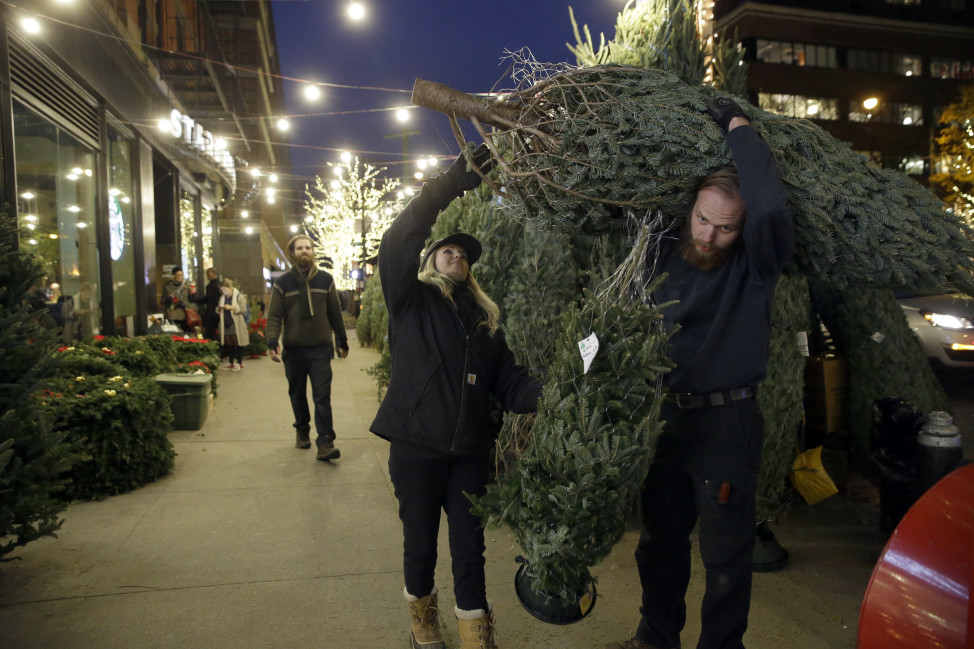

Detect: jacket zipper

[449,305,472,454]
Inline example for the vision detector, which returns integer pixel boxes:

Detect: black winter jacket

[369,189,541,457]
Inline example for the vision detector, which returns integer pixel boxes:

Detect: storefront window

[201,205,214,270]
[179,192,198,288]
[14,98,100,342]
[108,126,137,334]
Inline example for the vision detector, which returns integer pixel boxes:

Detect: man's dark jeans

[635,398,764,649]
[388,451,489,612]
[281,345,335,444]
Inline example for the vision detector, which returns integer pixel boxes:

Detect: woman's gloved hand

[424,144,493,208]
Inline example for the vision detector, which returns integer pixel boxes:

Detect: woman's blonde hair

[418,253,501,334]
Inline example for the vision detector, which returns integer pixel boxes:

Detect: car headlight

[922,311,974,330]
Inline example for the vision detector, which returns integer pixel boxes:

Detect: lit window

[758,93,838,120]
[755,39,836,69]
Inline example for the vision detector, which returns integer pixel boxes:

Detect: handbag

[184,307,202,331]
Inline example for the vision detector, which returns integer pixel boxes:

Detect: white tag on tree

[578,332,600,374]
[871,331,886,344]
[796,331,809,357]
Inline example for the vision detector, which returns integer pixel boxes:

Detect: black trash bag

[871,397,925,534]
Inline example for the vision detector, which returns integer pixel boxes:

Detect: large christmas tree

[0,212,78,558]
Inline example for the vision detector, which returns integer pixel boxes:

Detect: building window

[930,58,974,80]
[849,100,924,125]
[14,98,101,342]
[179,192,199,288]
[108,126,137,334]
[759,93,839,120]
[201,206,214,271]
[896,156,927,176]
[756,39,837,68]
[848,49,923,77]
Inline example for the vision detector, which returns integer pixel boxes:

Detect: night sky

[271,0,625,196]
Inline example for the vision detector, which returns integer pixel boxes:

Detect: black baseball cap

[421,232,482,269]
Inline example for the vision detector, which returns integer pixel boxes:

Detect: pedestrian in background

[162,267,191,331]
[265,234,349,461]
[371,146,542,649]
[217,278,250,371]
[198,267,222,340]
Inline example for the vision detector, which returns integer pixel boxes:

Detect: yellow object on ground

[789,446,839,505]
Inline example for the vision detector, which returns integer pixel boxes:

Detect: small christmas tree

[472,228,673,600]
[0,212,77,559]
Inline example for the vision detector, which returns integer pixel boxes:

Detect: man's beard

[295,254,314,271]
[680,227,736,271]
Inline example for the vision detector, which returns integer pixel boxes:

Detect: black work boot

[295,427,311,449]
[316,440,340,461]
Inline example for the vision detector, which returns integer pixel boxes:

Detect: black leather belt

[670,386,755,409]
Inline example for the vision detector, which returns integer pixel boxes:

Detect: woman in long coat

[217,279,250,370]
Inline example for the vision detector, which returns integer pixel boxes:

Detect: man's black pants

[635,398,764,649]
[281,345,335,444]
[388,451,489,612]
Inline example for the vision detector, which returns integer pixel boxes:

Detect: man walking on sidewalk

[266,234,349,461]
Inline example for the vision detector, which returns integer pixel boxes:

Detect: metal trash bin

[154,373,212,431]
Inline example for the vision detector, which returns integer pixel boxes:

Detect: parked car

[896,291,974,370]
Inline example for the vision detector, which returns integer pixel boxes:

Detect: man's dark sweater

[265,266,348,352]
[651,125,795,394]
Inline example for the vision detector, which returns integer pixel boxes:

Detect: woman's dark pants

[388,451,490,612]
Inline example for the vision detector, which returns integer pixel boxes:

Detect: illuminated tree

[179,196,197,286]
[303,155,399,290]
[931,82,974,224]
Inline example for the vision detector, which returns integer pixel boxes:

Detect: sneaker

[230,365,241,371]
[316,441,341,461]
[295,429,312,449]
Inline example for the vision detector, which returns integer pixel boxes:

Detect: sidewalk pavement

[0,333,888,649]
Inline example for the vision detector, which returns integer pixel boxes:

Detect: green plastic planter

[154,373,212,430]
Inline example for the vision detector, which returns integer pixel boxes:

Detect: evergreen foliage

[756,272,810,512]
[494,228,579,476]
[0,213,77,559]
[356,270,383,348]
[503,227,579,375]
[810,284,950,466]
[472,230,672,599]
[569,0,706,84]
[418,65,974,293]
[454,186,524,306]
[357,271,392,400]
[39,363,176,501]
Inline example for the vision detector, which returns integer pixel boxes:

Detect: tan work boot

[316,440,340,461]
[404,588,445,649]
[295,427,311,449]
[455,604,497,649]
